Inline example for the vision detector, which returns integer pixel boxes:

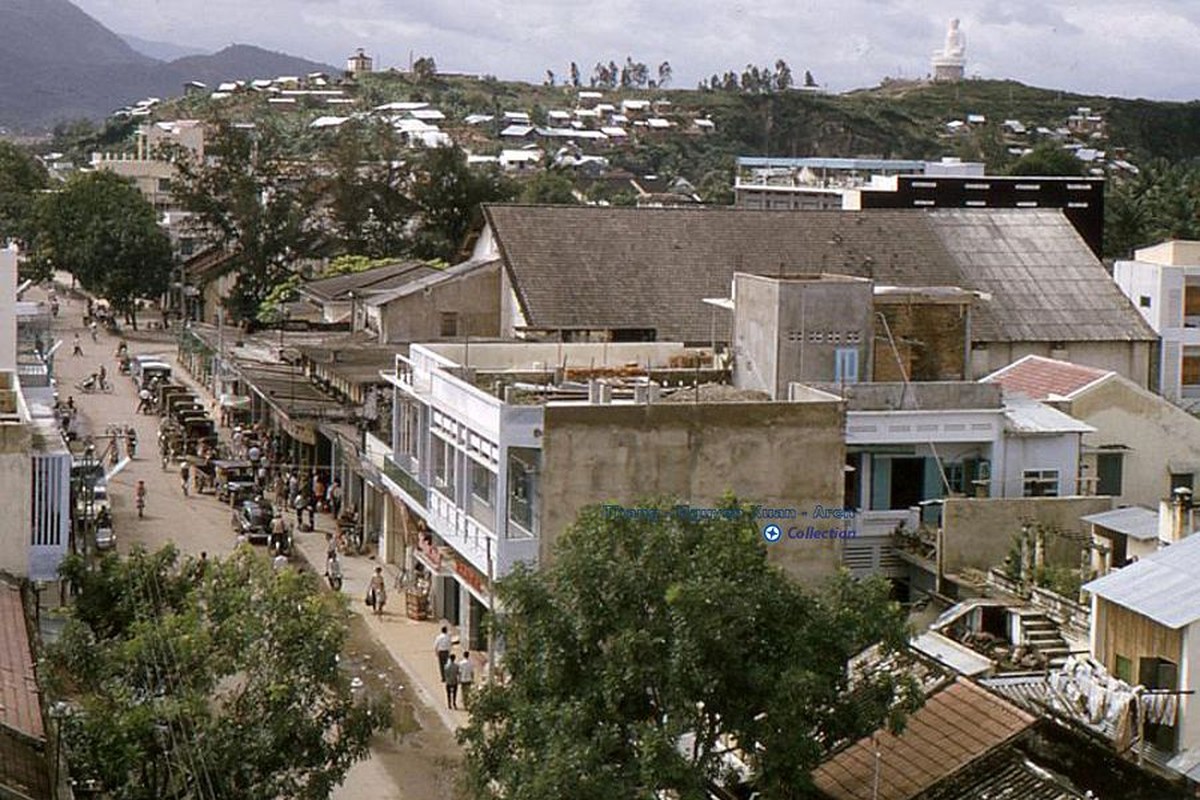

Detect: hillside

[0,0,337,131]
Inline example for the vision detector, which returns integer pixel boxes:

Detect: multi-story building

[379,341,846,649]
[1113,240,1200,405]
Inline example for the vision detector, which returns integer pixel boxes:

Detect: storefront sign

[455,558,488,597]
[281,417,317,446]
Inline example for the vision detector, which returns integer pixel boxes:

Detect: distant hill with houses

[0,0,337,132]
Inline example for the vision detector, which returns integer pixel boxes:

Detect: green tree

[519,171,579,204]
[46,546,390,799]
[0,141,48,243]
[459,502,919,800]
[30,171,171,328]
[409,145,516,261]
[412,56,438,83]
[166,119,318,320]
[1006,142,1085,177]
[318,119,414,259]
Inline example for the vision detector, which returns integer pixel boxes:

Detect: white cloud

[74,0,1200,99]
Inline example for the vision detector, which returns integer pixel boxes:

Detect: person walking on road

[96,364,107,390]
[72,334,83,357]
[442,650,460,710]
[135,480,147,519]
[328,479,343,519]
[367,566,387,616]
[435,626,453,674]
[180,461,191,496]
[89,319,98,342]
[458,652,475,707]
[324,551,343,590]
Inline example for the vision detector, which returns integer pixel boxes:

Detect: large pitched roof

[812,678,1035,800]
[0,582,43,742]
[982,355,1114,400]
[482,205,1157,345]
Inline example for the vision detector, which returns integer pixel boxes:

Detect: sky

[73,0,1200,101]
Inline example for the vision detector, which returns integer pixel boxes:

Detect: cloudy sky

[73,0,1200,101]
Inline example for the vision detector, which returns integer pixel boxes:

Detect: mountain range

[0,0,338,132]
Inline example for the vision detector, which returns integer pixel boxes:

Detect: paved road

[44,285,458,799]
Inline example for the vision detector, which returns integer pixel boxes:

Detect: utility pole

[486,537,496,685]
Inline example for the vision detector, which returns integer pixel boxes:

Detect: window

[440,312,459,337]
[157,177,172,192]
[1171,472,1194,493]
[1096,452,1124,496]
[432,437,456,495]
[834,348,859,384]
[507,447,540,537]
[1183,356,1200,387]
[471,461,494,505]
[1114,655,1133,684]
[1139,295,1152,308]
[1186,285,1200,316]
[1022,469,1059,497]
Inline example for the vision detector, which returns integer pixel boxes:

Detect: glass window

[433,437,455,495]
[507,447,540,537]
[440,312,459,337]
[1022,469,1059,497]
[834,347,859,384]
[471,461,494,505]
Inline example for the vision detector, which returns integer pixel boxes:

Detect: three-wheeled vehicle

[214,459,256,504]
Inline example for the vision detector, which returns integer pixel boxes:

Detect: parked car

[231,499,273,544]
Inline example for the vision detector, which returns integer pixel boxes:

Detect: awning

[359,457,385,490]
[1170,461,1200,474]
[219,394,252,409]
[281,417,317,446]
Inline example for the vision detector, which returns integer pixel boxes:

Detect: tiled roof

[982,355,1114,400]
[0,583,43,741]
[812,679,1034,800]
[482,205,1157,345]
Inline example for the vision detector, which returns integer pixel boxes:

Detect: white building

[1113,240,1200,404]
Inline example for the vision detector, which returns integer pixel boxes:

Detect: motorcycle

[75,374,112,394]
[126,427,138,458]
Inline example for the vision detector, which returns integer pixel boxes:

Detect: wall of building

[380,263,501,344]
[1066,376,1200,508]
[873,301,968,381]
[0,421,33,577]
[540,399,847,580]
[974,340,1154,390]
[941,495,1112,573]
[731,275,779,395]
[1182,625,1200,751]
[999,434,1082,498]
[1092,596,1182,696]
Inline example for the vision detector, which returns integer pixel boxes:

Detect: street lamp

[49,700,72,797]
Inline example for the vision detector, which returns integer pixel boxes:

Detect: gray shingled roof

[301,261,436,302]
[482,205,1157,345]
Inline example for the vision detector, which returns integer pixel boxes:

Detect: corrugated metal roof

[1003,396,1094,435]
[1081,507,1159,540]
[1083,531,1200,627]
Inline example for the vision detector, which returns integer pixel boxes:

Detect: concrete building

[477,205,1156,386]
[1113,240,1200,404]
[347,48,374,77]
[91,120,205,213]
[363,258,502,344]
[379,341,846,649]
[734,157,1105,256]
[985,354,1200,508]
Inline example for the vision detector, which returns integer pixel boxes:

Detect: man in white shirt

[272,552,289,572]
[458,651,475,706]
[434,626,452,673]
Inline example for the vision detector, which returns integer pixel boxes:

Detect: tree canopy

[0,140,48,244]
[30,170,171,325]
[46,546,389,800]
[1005,142,1086,177]
[458,501,919,800]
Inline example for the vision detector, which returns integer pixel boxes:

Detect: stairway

[1018,610,1071,667]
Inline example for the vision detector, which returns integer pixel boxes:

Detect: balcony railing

[383,454,427,507]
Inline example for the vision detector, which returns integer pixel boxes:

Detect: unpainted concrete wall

[540,400,846,581]
[381,262,501,343]
[942,495,1114,573]
[873,301,968,381]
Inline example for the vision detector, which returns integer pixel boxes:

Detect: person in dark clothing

[442,650,459,709]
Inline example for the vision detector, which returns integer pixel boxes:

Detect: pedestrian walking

[435,626,453,673]
[180,461,191,496]
[442,650,460,709]
[367,566,387,616]
[458,652,475,707]
[72,334,83,357]
[325,551,343,591]
[136,387,152,414]
[135,480,147,519]
[328,479,343,519]
[89,320,98,342]
[293,491,306,527]
[97,364,107,390]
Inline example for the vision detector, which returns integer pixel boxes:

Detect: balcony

[383,454,427,507]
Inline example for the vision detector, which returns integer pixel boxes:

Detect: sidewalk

[290,530,472,734]
[159,334,474,737]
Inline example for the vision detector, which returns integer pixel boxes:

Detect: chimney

[1160,487,1195,544]
[598,382,612,404]
[503,385,515,404]
[648,382,661,403]
[588,379,600,403]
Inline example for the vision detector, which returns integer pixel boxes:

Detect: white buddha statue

[943,18,966,60]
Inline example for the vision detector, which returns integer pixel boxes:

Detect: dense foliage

[0,140,48,243]
[459,501,920,800]
[29,170,171,326]
[46,546,390,800]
